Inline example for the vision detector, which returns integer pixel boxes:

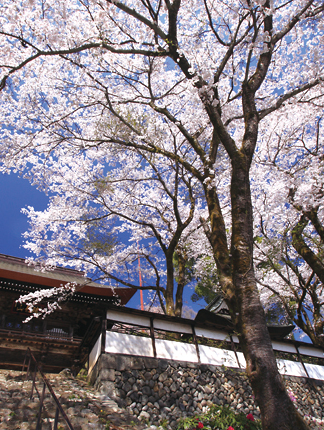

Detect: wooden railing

[22,348,74,430]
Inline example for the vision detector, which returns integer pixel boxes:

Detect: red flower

[246,414,254,421]
[197,423,204,429]
[227,427,235,430]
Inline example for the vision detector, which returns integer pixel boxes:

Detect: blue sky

[0,173,49,258]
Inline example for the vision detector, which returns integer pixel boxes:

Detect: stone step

[0,369,146,430]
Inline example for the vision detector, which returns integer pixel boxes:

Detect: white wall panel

[298,346,324,359]
[155,339,198,362]
[277,359,307,378]
[153,319,193,334]
[304,363,324,381]
[195,327,229,341]
[231,335,239,344]
[106,310,150,327]
[89,334,102,374]
[272,341,297,354]
[105,331,154,357]
[199,345,239,368]
[236,351,246,368]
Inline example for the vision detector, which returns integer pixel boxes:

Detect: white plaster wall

[231,335,239,344]
[106,310,150,327]
[105,331,154,357]
[199,345,239,368]
[298,345,324,359]
[101,330,324,381]
[155,339,198,362]
[153,319,193,334]
[102,309,324,382]
[276,359,308,378]
[304,363,324,381]
[195,327,229,341]
[272,341,297,354]
[89,334,102,374]
[236,351,246,368]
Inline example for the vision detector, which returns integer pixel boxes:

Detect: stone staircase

[0,369,145,430]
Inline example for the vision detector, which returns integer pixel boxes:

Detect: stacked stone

[117,364,257,428]
[285,378,324,428]
[92,354,324,429]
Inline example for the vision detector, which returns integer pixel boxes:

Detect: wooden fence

[88,308,324,381]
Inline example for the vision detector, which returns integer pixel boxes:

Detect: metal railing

[22,348,74,430]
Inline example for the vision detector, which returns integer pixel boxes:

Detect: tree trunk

[175,250,186,317]
[292,215,324,284]
[206,157,309,430]
[165,253,175,316]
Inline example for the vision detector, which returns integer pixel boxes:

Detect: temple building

[0,253,135,373]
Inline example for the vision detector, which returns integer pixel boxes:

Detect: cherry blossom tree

[20,143,208,317]
[1,1,324,429]
[254,117,324,347]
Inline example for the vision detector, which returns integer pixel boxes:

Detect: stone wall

[89,353,324,428]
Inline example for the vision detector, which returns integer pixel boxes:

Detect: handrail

[79,316,101,351]
[22,347,74,430]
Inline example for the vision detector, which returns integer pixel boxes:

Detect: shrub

[177,405,262,430]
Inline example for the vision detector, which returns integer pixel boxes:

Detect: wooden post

[101,316,107,354]
[294,343,310,379]
[192,324,201,363]
[35,382,46,430]
[230,335,241,368]
[150,317,157,358]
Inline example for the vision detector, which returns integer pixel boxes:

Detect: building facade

[0,253,135,372]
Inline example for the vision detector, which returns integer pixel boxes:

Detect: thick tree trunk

[205,158,309,430]
[175,250,186,317]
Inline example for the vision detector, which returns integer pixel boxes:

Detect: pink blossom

[246,414,254,421]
